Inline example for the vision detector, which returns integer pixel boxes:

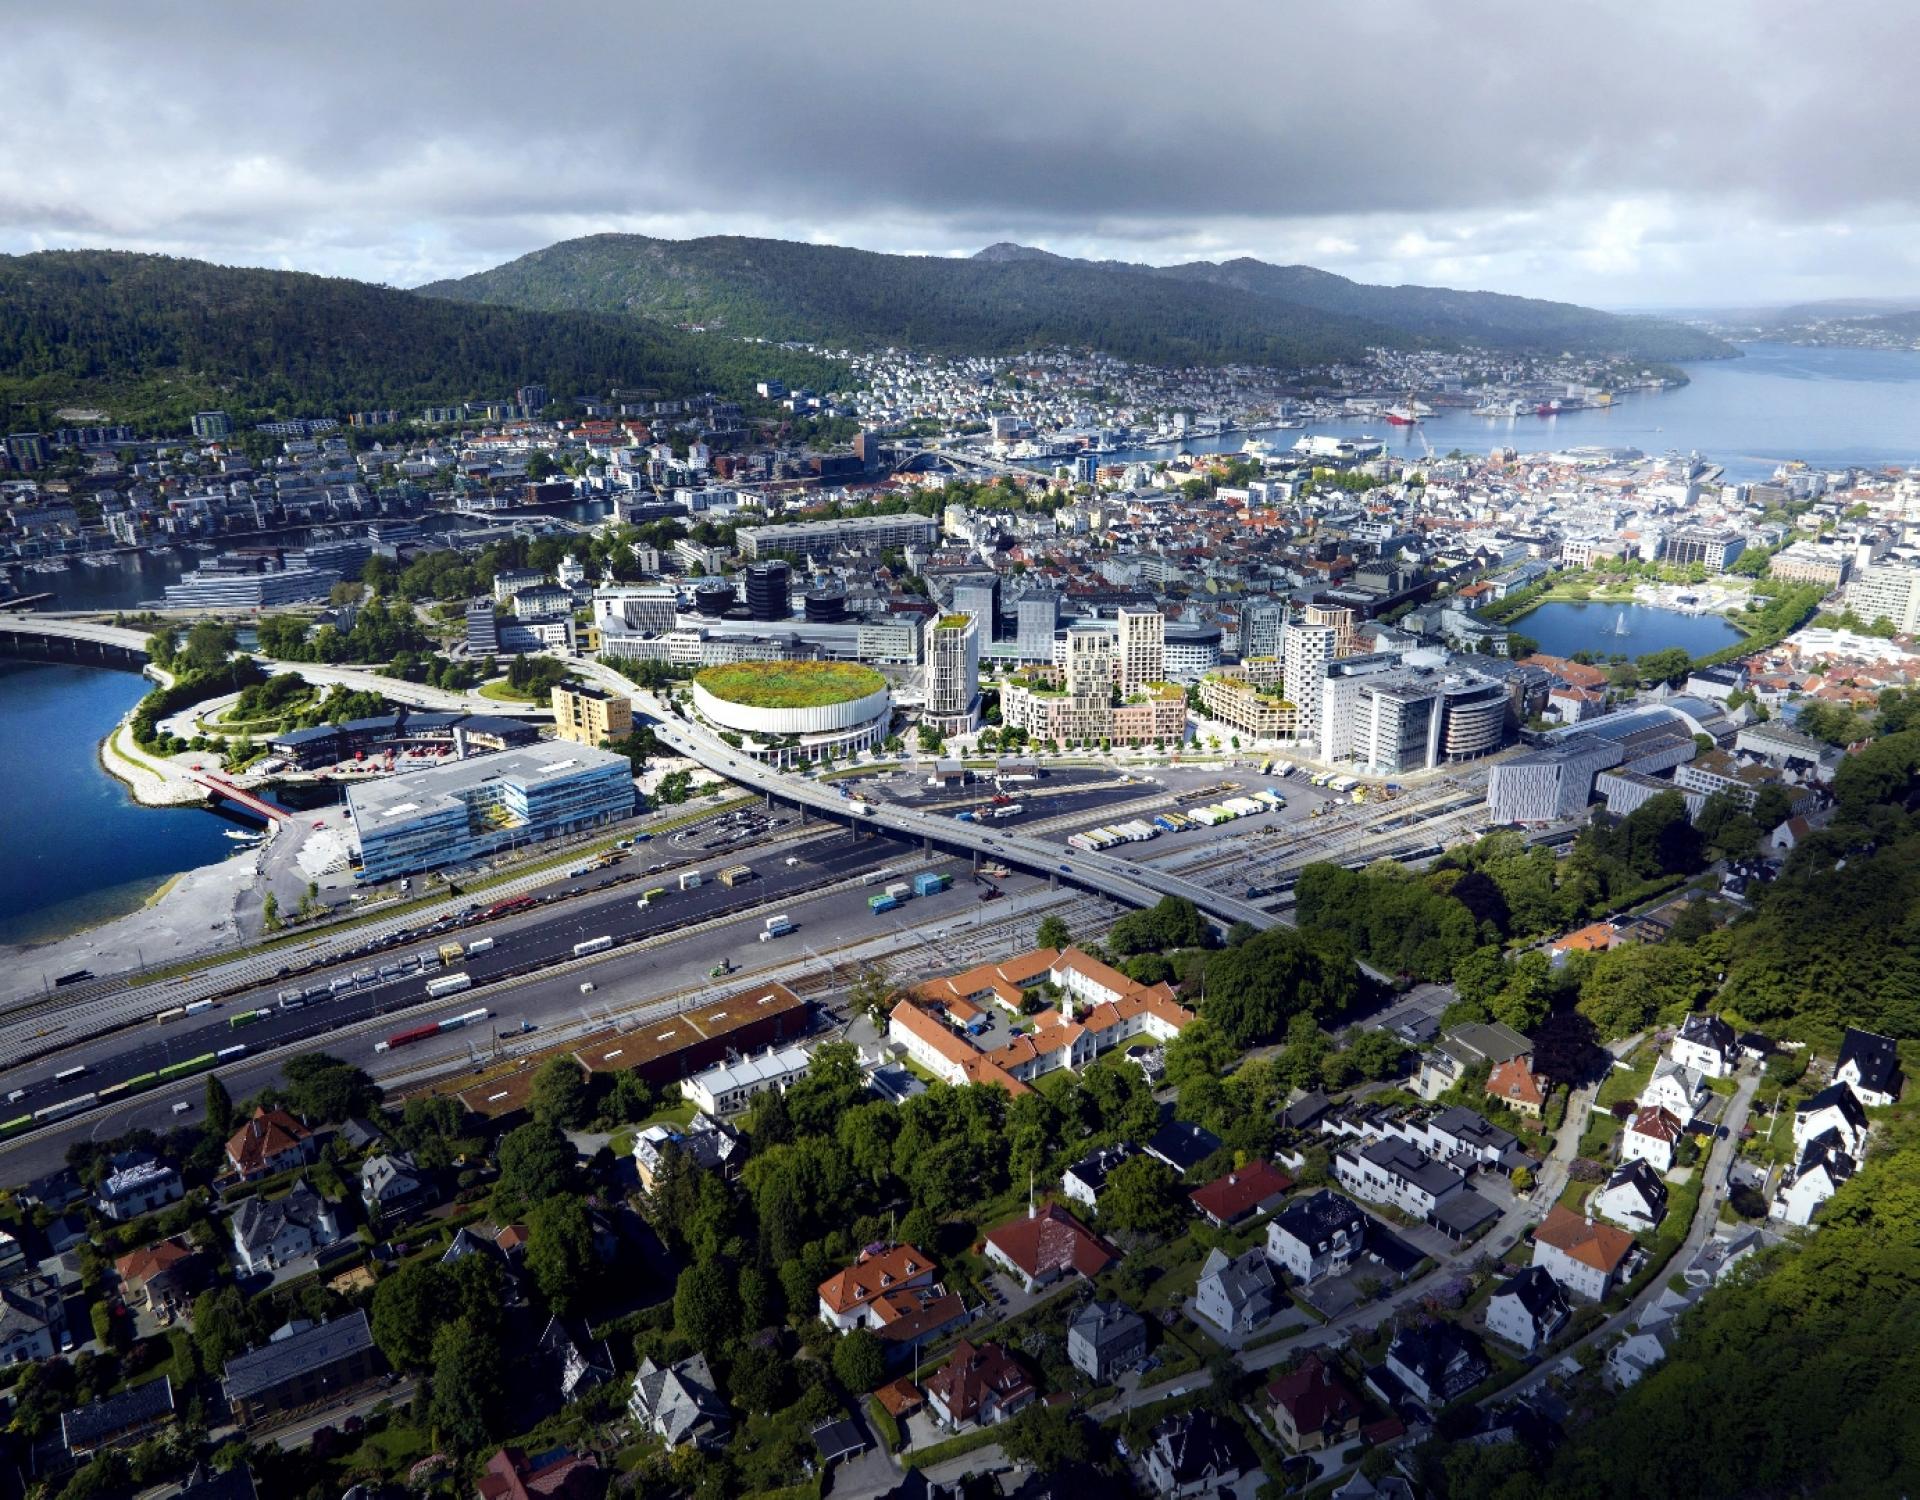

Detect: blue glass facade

[349,743,634,882]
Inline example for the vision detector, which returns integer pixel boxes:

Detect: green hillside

[0,250,842,432]
[416,233,1414,368]
[1144,255,1732,361]
[419,233,1731,366]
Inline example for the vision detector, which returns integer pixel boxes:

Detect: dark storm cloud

[2,0,1914,303]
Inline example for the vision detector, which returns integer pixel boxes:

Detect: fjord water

[0,660,237,946]
[1114,342,1920,482]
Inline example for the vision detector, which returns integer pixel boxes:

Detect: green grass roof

[694,660,886,709]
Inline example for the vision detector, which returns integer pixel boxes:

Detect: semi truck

[913,872,952,897]
[760,914,794,941]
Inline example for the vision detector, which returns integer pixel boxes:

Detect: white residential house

[1639,1057,1708,1122]
[1669,1013,1738,1079]
[96,1157,184,1223]
[1773,1132,1857,1227]
[1607,1325,1673,1388]
[1620,1106,1686,1174]
[1333,1137,1464,1221]
[1060,1143,1136,1211]
[679,1044,811,1116]
[1792,1084,1869,1159]
[1834,1027,1901,1109]
[229,1179,340,1276]
[1592,1158,1669,1232]
[1191,1247,1277,1336]
[1265,1189,1367,1284]
[1484,1266,1571,1353]
[1381,1323,1490,1407]
[1530,1205,1636,1302]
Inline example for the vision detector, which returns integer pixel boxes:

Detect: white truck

[760,914,794,942]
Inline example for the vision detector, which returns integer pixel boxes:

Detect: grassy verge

[479,679,548,703]
[867,1396,902,1452]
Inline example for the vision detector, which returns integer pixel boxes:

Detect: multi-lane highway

[0,824,925,1115]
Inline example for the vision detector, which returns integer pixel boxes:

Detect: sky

[4,1,1916,312]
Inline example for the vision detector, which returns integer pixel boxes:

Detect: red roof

[1629,1105,1685,1143]
[1266,1353,1362,1434]
[983,1204,1116,1281]
[1188,1160,1293,1225]
[1534,1204,1636,1274]
[1487,1057,1545,1107]
[225,1106,312,1176]
[818,1244,935,1316]
[923,1340,1035,1424]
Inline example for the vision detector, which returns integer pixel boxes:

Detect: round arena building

[690,661,892,767]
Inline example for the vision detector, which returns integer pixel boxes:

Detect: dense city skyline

[5,1,1917,309]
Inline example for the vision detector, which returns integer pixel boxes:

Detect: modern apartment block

[1116,606,1166,695]
[1844,562,1920,633]
[924,614,982,733]
[1199,664,1299,741]
[551,681,634,745]
[735,514,938,560]
[1063,623,1114,699]
[1281,619,1338,743]
[347,742,634,882]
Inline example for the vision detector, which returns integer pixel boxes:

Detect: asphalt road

[0,826,923,1109]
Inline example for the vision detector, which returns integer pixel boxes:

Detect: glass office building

[347,742,634,882]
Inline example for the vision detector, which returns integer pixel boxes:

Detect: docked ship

[1383,406,1419,426]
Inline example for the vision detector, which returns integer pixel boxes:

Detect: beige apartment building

[551,681,633,745]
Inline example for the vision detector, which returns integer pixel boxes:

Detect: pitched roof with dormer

[1628,1105,1686,1144]
[1487,1056,1545,1108]
[1533,1204,1636,1274]
[225,1108,312,1176]
[818,1244,935,1317]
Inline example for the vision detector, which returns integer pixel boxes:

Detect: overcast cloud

[2,0,1914,308]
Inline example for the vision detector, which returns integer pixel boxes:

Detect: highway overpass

[624,683,1394,983]
[0,613,550,719]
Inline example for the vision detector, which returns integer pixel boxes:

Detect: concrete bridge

[0,613,551,720]
[610,676,1394,984]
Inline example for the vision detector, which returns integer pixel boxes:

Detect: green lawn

[479,679,546,703]
[1578,1114,1622,1161]
[1596,1054,1654,1110]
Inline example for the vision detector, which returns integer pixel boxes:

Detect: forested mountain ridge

[978,239,1732,360]
[418,233,1408,369]
[0,250,842,430]
[419,233,1731,366]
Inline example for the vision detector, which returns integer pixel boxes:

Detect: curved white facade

[691,680,891,737]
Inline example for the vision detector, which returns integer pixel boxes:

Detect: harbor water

[1092,342,1920,483]
[0,660,243,946]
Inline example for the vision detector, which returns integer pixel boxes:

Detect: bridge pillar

[922,835,932,857]
[1049,871,1059,891]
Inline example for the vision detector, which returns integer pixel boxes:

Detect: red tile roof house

[1188,1161,1294,1228]
[922,1340,1037,1430]
[224,1107,316,1181]
[475,1444,600,1500]
[982,1204,1117,1293]
[1265,1353,1363,1453]
[1486,1057,1546,1118]
[816,1244,938,1333]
